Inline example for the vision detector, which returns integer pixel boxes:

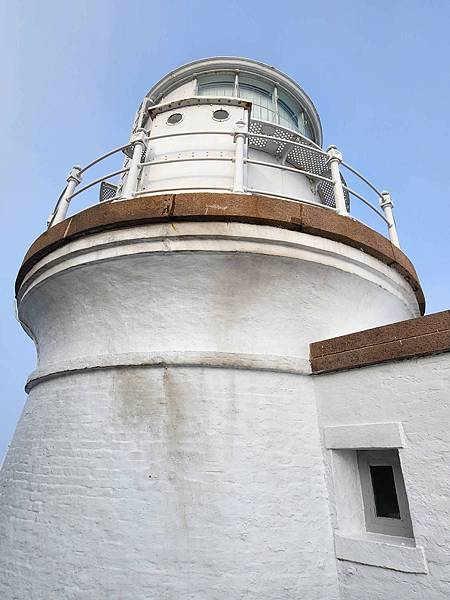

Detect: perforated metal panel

[248,120,350,210]
[99,182,118,202]
[122,143,146,161]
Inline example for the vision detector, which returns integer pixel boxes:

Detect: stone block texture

[0,368,339,600]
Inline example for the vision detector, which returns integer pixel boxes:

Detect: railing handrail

[48,143,134,226]
[340,160,385,200]
[48,120,400,247]
[79,143,134,175]
[67,168,130,201]
[342,185,389,224]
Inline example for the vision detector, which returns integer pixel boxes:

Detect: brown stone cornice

[310,310,450,374]
[16,193,424,312]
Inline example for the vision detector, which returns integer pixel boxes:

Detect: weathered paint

[0,220,420,598]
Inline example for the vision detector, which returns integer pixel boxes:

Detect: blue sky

[1,0,449,460]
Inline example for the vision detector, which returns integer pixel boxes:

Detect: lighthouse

[1,57,449,599]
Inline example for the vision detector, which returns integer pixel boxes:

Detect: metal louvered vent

[99,181,118,202]
[248,120,350,210]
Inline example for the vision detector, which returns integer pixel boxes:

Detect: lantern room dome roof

[144,57,323,146]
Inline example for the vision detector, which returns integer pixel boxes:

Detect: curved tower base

[0,194,422,599]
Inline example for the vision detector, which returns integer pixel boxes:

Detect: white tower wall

[0,220,419,599]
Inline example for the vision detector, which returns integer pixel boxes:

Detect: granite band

[16,193,425,313]
[310,310,450,373]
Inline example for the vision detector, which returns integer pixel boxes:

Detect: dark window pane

[370,465,400,519]
[212,109,229,121]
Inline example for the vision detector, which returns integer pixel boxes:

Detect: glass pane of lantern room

[197,74,235,97]
[198,83,234,97]
[239,83,276,124]
[277,98,299,131]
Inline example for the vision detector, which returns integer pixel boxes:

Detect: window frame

[357,449,413,538]
[166,112,183,126]
[211,108,230,122]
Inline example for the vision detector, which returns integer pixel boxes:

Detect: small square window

[370,465,400,519]
[358,450,413,538]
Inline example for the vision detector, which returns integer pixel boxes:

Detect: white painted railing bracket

[50,165,83,226]
[380,191,400,248]
[122,130,148,199]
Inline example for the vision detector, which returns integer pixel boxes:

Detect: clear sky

[1,0,449,461]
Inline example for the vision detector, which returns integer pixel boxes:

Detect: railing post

[50,165,82,226]
[327,145,348,215]
[122,130,147,199]
[380,191,400,248]
[233,120,247,193]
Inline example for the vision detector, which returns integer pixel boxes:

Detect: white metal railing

[47,122,400,247]
[47,141,133,227]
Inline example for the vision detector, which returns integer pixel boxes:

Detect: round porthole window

[212,109,230,121]
[166,113,183,125]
